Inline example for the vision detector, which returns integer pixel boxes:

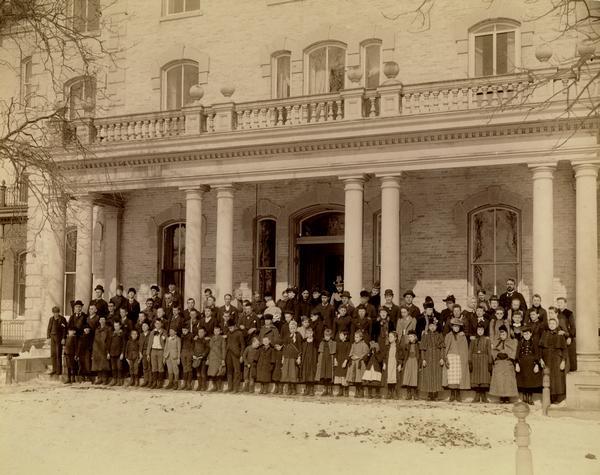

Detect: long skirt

[280,357,298,383]
[516,355,542,390]
[346,360,366,384]
[402,356,419,387]
[445,353,462,387]
[489,360,519,397]
[420,357,443,393]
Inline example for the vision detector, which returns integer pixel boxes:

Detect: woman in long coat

[396,307,417,346]
[207,328,227,390]
[540,316,567,404]
[442,318,470,402]
[315,330,336,396]
[515,326,542,405]
[419,319,445,400]
[92,317,111,384]
[256,341,275,393]
[489,325,519,402]
[299,328,318,395]
[469,323,493,402]
[281,322,302,395]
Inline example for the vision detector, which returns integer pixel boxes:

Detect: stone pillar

[45,198,67,316]
[102,206,122,296]
[530,165,555,306]
[341,176,365,300]
[183,186,208,306]
[379,175,401,299]
[74,195,94,307]
[214,184,234,303]
[565,162,600,412]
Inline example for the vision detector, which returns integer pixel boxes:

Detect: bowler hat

[443,294,456,303]
[74,300,84,307]
[51,306,60,313]
[128,287,137,294]
[321,290,330,298]
[403,290,416,298]
[384,289,394,296]
[94,284,104,292]
[359,290,370,298]
[150,285,160,292]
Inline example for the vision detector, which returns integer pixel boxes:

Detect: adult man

[142,298,157,323]
[403,290,420,320]
[203,288,214,310]
[370,282,381,309]
[47,306,67,375]
[380,289,401,326]
[238,300,258,343]
[330,278,344,310]
[499,278,527,312]
[224,319,245,392]
[183,298,197,324]
[354,290,377,320]
[556,297,577,372]
[163,283,182,308]
[251,292,266,317]
[314,290,334,330]
[162,293,175,319]
[68,300,87,336]
[526,294,548,326]
[125,288,141,324]
[150,285,162,309]
[232,288,244,313]
[87,303,100,332]
[109,285,126,312]
[218,293,239,325]
[340,291,355,316]
[89,284,109,318]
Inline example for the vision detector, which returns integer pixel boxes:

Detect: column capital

[573,162,600,178]
[213,183,235,198]
[528,164,556,180]
[339,174,366,188]
[377,174,402,188]
[181,185,210,196]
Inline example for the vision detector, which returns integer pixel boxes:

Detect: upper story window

[161,221,186,291]
[470,20,520,77]
[272,52,291,99]
[20,57,32,106]
[306,43,346,94]
[66,76,96,120]
[255,218,277,297]
[164,0,200,15]
[162,61,199,110]
[15,251,27,317]
[362,41,381,89]
[73,0,100,33]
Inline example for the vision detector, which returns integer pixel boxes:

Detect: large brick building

[0,0,599,409]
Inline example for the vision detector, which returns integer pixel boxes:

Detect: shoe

[528,394,534,405]
[448,390,456,402]
[455,390,462,402]
[481,393,489,403]
[473,391,481,403]
[109,379,116,387]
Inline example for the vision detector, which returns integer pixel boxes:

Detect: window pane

[328,46,345,92]
[471,209,494,263]
[169,0,184,14]
[258,269,276,298]
[172,225,186,269]
[69,81,83,119]
[473,264,496,295]
[183,64,198,106]
[166,66,183,109]
[65,273,76,314]
[73,0,85,32]
[87,0,100,31]
[301,212,344,236]
[276,55,290,99]
[258,220,276,268]
[495,264,518,295]
[309,47,326,94]
[17,253,26,317]
[186,0,200,11]
[496,31,515,74]
[475,34,493,76]
[65,230,77,273]
[365,44,380,89]
[495,208,518,262]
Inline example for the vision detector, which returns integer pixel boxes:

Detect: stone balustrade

[93,110,186,144]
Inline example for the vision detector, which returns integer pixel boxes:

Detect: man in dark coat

[163,283,182,308]
[149,285,162,309]
[526,294,548,327]
[68,300,87,336]
[499,278,527,312]
[380,289,401,326]
[403,290,420,320]
[440,295,455,327]
[313,291,334,330]
[556,297,576,372]
[218,293,239,325]
[354,290,377,320]
[238,300,259,344]
[89,284,109,318]
[47,306,68,375]
[109,285,126,312]
[125,288,141,325]
[251,292,266,317]
[183,298,198,325]
[225,320,245,392]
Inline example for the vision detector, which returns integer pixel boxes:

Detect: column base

[565,354,600,411]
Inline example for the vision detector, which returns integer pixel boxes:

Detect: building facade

[0,0,599,408]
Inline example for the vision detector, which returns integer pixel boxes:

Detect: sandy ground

[0,381,598,475]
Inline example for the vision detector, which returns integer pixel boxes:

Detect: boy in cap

[340,291,354,316]
[403,290,420,319]
[68,300,87,336]
[108,320,126,386]
[125,329,142,386]
[193,327,210,391]
[163,328,182,390]
[138,321,152,387]
[180,326,195,390]
[47,306,67,376]
[381,289,400,326]
[147,318,167,389]
[314,290,334,331]
[63,328,78,384]
[90,284,109,318]
[150,285,162,309]
[440,295,456,328]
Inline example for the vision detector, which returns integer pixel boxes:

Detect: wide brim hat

[74,300,84,307]
[94,284,104,292]
[449,317,464,326]
[443,295,456,303]
[384,289,394,296]
[341,291,352,298]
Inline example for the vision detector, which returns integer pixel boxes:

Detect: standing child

[108,321,126,386]
[346,330,369,398]
[315,328,336,396]
[163,328,181,390]
[362,340,383,398]
[489,326,519,403]
[192,327,210,391]
[382,331,404,399]
[124,329,141,387]
[92,316,111,385]
[207,325,227,392]
[510,311,525,341]
[419,319,445,401]
[180,326,194,390]
[515,325,542,405]
[272,337,284,394]
[401,330,420,400]
[63,328,78,384]
[539,312,567,404]
[281,321,302,395]
[442,318,471,402]
[333,330,351,397]
[242,336,260,393]
[77,325,94,382]
[469,322,493,403]
[300,327,318,396]
[147,318,167,389]
[256,336,275,394]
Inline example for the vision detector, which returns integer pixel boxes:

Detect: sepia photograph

[0,0,600,474]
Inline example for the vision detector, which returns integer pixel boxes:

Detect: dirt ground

[0,381,598,475]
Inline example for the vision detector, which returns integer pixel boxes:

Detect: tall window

[373,212,381,282]
[15,251,27,317]
[471,20,519,77]
[64,227,77,314]
[256,218,277,297]
[163,61,199,110]
[306,43,346,94]
[73,0,100,33]
[20,57,32,106]
[272,52,291,99]
[363,41,381,89]
[66,76,96,120]
[161,222,186,291]
[469,206,520,296]
[164,0,200,15]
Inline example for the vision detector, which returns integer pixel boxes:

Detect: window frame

[468,205,522,297]
[160,221,186,291]
[161,60,199,110]
[65,76,96,120]
[469,19,521,77]
[271,51,291,99]
[64,226,78,314]
[304,41,347,95]
[255,217,277,297]
[361,40,382,89]
[72,0,101,33]
[14,251,27,318]
[20,56,32,106]
[162,0,201,16]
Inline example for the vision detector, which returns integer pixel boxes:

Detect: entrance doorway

[298,243,344,292]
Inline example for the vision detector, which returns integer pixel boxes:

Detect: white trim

[468,20,521,77]
[303,41,347,95]
[161,60,199,110]
[361,39,382,89]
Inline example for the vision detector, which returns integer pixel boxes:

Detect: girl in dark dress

[315,328,336,396]
[256,335,275,394]
[420,319,445,401]
[362,340,384,398]
[540,312,567,404]
[334,330,351,397]
[300,327,318,396]
[469,323,493,403]
[515,325,542,405]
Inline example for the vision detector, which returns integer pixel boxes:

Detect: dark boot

[355,385,363,398]
[449,389,456,402]
[109,370,117,386]
[412,388,418,400]
[481,391,489,403]
[528,393,534,405]
[473,391,481,403]
[455,390,462,402]
[344,386,350,397]
[405,387,412,400]
[173,377,179,390]
[187,373,193,390]
[336,385,344,397]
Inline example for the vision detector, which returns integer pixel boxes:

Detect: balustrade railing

[0,320,25,344]
[94,110,186,144]
[0,182,28,207]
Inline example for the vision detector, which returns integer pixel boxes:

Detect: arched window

[470,19,520,77]
[255,218,277,297]
[64,227,77,313]
[362,40,381,89]
[14,251,27,317]
[306,42,346,94]
[161,222,186,291]
[65,76,96,120]
[162,61,199,110]
[469,206,521,296]
[272,51,291,99]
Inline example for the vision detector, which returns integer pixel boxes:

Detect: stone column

[183,186,208,306]
[214,184,234,303]
[379,175,401,299]
[45,198,67,315]
[341,176,365,300]
[530,165,555,306]
[74,195,94,306]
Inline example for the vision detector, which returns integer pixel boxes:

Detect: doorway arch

[289,205,345,293]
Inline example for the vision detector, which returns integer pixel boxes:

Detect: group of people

[46,278,575,404]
